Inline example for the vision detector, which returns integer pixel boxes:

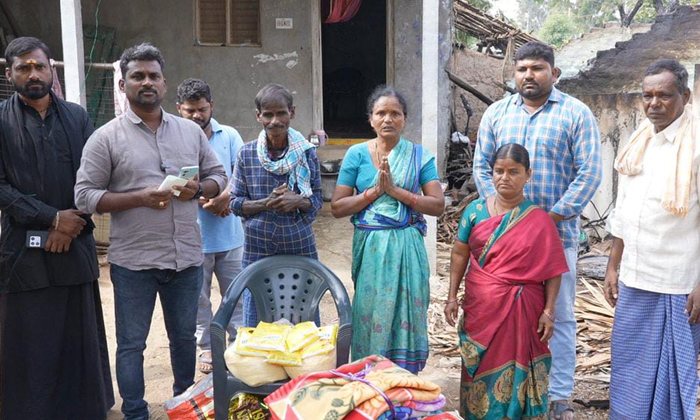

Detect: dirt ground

[102,214,610,420]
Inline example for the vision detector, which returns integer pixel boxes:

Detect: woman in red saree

[445,143,569,420]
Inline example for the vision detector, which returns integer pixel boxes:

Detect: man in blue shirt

[176,78,245,373]
[473,42,602,419]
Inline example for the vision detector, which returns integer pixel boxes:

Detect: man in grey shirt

[75,43,226,420]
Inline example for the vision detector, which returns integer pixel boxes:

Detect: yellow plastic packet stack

[284,326,338,378]
[247,322,291,352]
[300,339,335,359]
[266,350,303,367]
[225,330,288,387]
[285,322,320,352]
[318,325,338,343]
[233,328,268,357]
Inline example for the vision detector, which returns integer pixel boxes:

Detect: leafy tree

[524,0,697,34]
[516,0,549,31]
[536,11,581,47]
[468,0,493,11]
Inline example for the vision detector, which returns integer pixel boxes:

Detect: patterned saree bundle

[264,355,445,420]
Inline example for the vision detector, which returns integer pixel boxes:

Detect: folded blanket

[265,355,442,420]
[376,407,439,420]
[403,395,445,412]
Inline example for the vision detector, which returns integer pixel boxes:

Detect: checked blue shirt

[230,139,323,268]
[473,87,602,249]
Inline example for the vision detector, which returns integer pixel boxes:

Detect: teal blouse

[337,142,439,192]
[456,198,491,243]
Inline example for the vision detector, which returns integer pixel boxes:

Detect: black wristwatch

[191,183,203,200]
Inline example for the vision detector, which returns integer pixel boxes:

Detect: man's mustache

[138,88,158,95]
[266,124,285,129]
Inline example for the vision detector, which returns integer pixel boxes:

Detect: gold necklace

[493,195,524,215]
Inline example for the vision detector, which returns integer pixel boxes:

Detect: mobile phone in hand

[179,166,199,181]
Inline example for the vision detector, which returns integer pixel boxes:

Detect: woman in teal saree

[331,86,444,373]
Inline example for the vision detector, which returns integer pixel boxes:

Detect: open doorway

[322,0,386,140]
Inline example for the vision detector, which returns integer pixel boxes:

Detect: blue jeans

[111,264,203,420]
[548,247,577,401]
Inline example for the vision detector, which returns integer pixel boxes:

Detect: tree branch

[626,0,645,24]
[620,0,645,26]
[618,4,628,26]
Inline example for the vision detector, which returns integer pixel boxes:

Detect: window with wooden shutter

[196,0,260,46]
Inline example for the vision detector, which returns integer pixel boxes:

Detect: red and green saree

[456,198,569,420]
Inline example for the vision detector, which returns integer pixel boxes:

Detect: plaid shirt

[230,140,322,268]
[473,87,602,248]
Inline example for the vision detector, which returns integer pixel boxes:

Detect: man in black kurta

[0,37,113,420]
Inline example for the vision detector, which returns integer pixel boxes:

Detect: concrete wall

[576,93,644,235]
[557,22,651,80]
[451,47,506,141]
[392,1,423,145]
[8,0,449,156]
[9,0,315,141]
[558,6,700,96]
[436,0,452,176]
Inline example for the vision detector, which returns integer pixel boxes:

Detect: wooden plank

[445,70,494,105]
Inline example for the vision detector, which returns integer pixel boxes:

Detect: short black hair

[177,78,212,103]
[644,59,689,93]
[4,37,51,67]
[493,143,531,172]
[255,83,294,110]
[366,85,408,118]
[119,43,165,77]
[514,41,555,68]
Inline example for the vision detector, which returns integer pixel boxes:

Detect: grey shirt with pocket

[75,108,227,272]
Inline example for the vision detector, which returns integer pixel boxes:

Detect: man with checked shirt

[473,41,602,419]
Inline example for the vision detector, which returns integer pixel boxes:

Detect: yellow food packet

[233,328,268,357]
[318,325,338,344]
[266,350,303,367]
[301,339,335,359]
[247,322,291,352]
[286,322,320,352]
